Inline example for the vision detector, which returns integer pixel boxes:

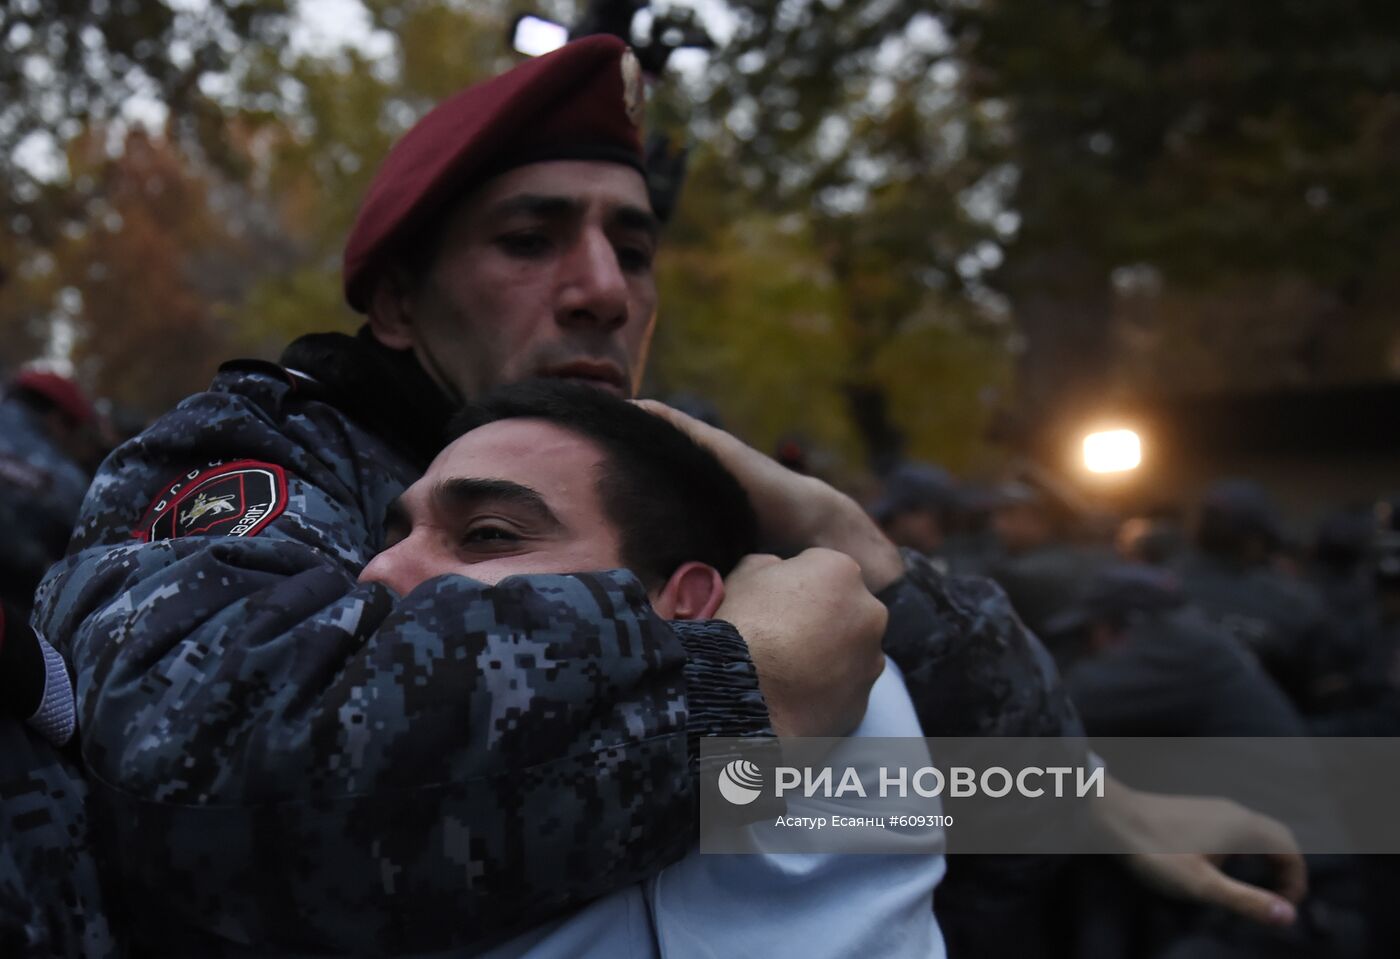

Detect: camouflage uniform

[33,331,770,955]
[0,721,116,958]
[881,549,1082,739]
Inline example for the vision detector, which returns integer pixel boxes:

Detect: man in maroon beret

[29,37,889,956]
[30,35,1304,956]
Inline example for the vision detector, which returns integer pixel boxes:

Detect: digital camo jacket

[31,339,769,956]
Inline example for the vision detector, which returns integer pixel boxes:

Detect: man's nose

[556,229,628,331]
[358,541,432,597]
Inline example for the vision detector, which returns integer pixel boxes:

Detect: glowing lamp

[512,15,570,57]
[1083,429,1141,473]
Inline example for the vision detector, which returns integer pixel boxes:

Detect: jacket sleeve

[877,548,1085,739]
[33,373,770,954]
[877,549,1084,959]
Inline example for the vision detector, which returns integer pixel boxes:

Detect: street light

[1083,429,1142,474]
[511,15,570,57]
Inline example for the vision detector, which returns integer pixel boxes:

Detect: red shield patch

[134,459,288,542]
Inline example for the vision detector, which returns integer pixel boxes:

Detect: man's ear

[366,268,416,350]
[650,561,725,621]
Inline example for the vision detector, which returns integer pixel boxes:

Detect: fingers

[728,548,784,579]
[1243,811,1307,904]
[1220,800,1309,905]
[1264,850,1309,905]
[633,399,718,446]
[1192,863,1299,927]
[727,553,782,577]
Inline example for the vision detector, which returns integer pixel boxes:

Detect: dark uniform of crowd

[873,462,1400,958]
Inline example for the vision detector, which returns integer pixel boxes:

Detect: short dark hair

[448,381,758,587]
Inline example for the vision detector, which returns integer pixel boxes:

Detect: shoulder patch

[133,459,288,542]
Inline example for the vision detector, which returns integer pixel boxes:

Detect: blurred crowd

[865,460,1400,737]
[865,457,1400,958]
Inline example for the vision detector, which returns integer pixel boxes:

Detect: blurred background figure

[1043,563,1369,959]
[986,479,1112,640]
[869,461,958,564]
[1044,563,1303,738]
[0,370,97,618]
[1116,507,1188,568]
[1306,508,1387,717]
[1178,479,1334,713]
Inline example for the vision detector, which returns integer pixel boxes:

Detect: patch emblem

[621,47,643,127]
[134,460,287,542]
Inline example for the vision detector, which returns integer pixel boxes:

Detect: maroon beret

[343,35,646,313]
[12,370,95,426]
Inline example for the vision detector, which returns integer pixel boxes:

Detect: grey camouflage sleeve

[877,548,1086,739]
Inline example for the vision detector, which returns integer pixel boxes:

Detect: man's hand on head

[634,401,905,592]
[717,550,886,739]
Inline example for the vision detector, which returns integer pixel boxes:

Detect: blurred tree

[697,0,1400,468]
[30,0,1399,480]
[647,153,864,478]
[666,2,1014,474]
[16,127,262,416]
[228,0,512,351]
[0,0,292,357]
[943,0,1400,413]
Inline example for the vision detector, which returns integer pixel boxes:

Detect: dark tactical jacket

[31,330,1083,955]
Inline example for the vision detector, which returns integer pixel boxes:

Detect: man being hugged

[361,380,945,958]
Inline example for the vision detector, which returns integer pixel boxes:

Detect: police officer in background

[0,371,94,613]
[870,462,959,566]
[1179,479,1335,712]
[0,371,95,729]
[0,370,111,957]
[987,480,1112,640]
[1045,564,1305,738]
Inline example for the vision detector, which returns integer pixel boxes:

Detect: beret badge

[621,48,644,127]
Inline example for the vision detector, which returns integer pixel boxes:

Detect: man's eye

[497,233,551,257]
[462,524,520,545]
[616,243,654,273]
